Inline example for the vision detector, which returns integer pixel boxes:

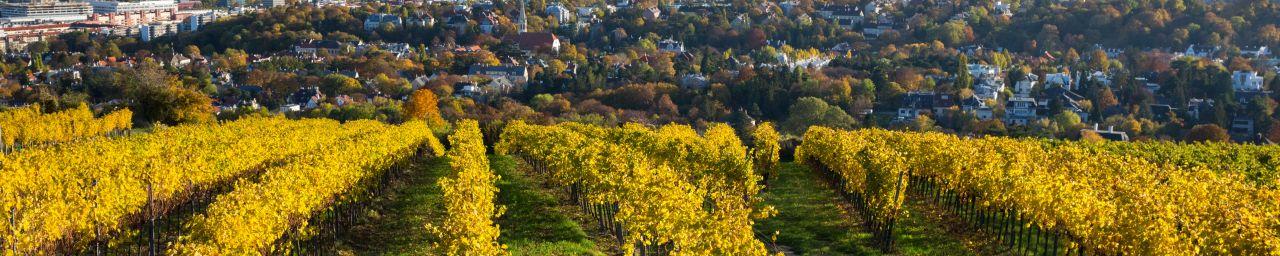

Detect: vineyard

[797,127,1280,255]
[1,115,1278,255]
[0,104,133,152]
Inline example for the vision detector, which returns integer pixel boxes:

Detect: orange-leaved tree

[405,88,447,128]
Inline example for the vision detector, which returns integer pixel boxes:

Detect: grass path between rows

[491,155,604,255]
[335,155,601,255]
[755,162,979,256]
[338,156,989,255]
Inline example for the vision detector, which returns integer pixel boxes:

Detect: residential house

[364,13,402,30]
[576,6,597,17]
[1150,104,1176,122]
[213,71,233,86]
[167,53,191,67]
[1232,71,1265,92]
[1231,118,1255,135]
[1004,97,1038,126]
[1231,71,1271,105]
[367,42,415,58]
[546,3,573,23]
[1038,86,1090,122]
[780,0,799,13]
[1013,73,1037,97]
[641,7,660,20]
[961,96,994,120]
[216,97,258,112]
[283,86,324,111]
[1185,44,1220,58]
[680,73,708,89]
[994,1,1011,16]
[732,13,751,30]
[480,76,517,97]
[293,40,350,56]
[1242,46,1270,58]
[658,38,684,53]
[1136,77,1160,93]
[468,64,529,86]
[776,52,831,69]
[1086,71,1112,87]
[969,64,1004,101]
[445,14,469,32]
[410,75,432,90]
[896,91,955,120]
[406,14,434,27]
[1043,72,1072,90]
[477,13,497,34]
[818,4,865,29]
[1081,124,1129,141]
[829,42,855,54]
[505,32,562,53]
[1186,98,1213,121]
[861,21,895,39]
[455,81,481,98]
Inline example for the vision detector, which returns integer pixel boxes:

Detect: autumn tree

[405,88,447,128]
[121,64,215,125]
[1186,124,1230,142]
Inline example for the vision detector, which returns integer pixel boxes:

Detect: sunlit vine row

[428,120,505,255]
[0,104,133,149]
[1057,139,1280,187]
[750,122,781,183]
[557,122,773,253]
[0,117,379,253]
[169,120,442,254]
[797,127,1280,255]
[496,121,771,255]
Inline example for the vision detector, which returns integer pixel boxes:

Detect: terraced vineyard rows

[0,104,133,151]
[797,127,1280,255]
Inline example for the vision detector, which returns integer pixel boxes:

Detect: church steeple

[518,0,527,32]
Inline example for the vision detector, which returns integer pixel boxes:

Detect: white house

[1185,44,1220,58]
[1233,71,1265,92]
[546,3,573,23]
[969,64,1004,101]
[1004,96,1038,126]
[1013,73,1037,96]
[1043,72,1072,90]
[1242,46,1270,58]
[658,38,684,53]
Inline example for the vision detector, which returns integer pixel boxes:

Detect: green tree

[321,74,363,95]
[781,97,857,134]
[955,55,973,89]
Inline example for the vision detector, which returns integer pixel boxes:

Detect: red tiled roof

[504,32,558,51]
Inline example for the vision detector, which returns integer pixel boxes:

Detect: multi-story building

[180,9,216,31]
[82,0,178,27]
[88,0,176,14]
[0,0,92,19]
[0,22,73,52]
[263,0,287,7]
[220,0,244,7]
[138,20,180,42]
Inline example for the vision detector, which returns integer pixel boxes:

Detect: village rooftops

[504,32,561,52]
